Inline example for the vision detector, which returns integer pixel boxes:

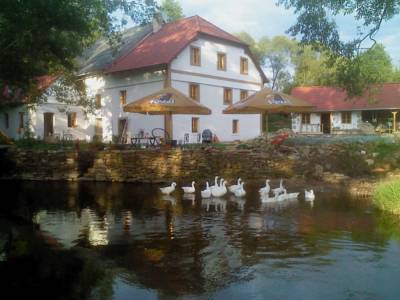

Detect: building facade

[0,16,267,143]
[291,85,400,134]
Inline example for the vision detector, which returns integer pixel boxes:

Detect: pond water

[1,180,400,299]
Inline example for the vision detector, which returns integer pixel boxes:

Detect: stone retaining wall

[1,144,380,183]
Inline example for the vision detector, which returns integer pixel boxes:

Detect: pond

[1,180,400,299]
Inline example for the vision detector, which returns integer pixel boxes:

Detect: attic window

[217,53,226,71]
[240,57,248,75]
[190,46,201,66]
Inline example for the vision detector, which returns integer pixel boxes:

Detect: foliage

[259,36,298,91]
[278,0,400,96]
[0,0,157,106]
[374,180,400,214]
[235,32,265,64]
[235,33,298,91]
[160,0,184,22]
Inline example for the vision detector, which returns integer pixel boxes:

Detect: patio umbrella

[223,88,314,133]
[123,87,211,140]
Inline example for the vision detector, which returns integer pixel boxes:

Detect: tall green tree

[278,0,400,96]
[0,0,157,106]
[259,36,297,91]
[160,0,184,22]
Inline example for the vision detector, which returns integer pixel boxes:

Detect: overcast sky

[163,0,400,66]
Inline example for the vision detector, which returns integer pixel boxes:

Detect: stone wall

[2,148,297,183]
[1,144,382,183]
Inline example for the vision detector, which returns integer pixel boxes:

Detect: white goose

[211,181,227,197]
[201,182,212,198]
[305,189,315,201]
[182,181,196,194]
[272,179,285,197]
[259,179,271,195]
[160,182,177,195]
[234,182,246,197]
[210,176,219,192]
[228,178,242,193]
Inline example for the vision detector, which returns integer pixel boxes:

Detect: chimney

[152,13,165,33]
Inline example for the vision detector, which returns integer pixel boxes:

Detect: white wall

[292,111,362,133]
[96,71,165,142]
[170,38,263,141]
[171,38,262,84]
[332,111,361,130]
[292,113,321,133]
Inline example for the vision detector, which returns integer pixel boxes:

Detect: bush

[373,180,400,214]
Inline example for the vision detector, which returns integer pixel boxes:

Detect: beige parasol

[223,88,314,133]
[123,87,211,139]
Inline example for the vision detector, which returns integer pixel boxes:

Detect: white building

[0,16,267,143]
[291,85,400,134]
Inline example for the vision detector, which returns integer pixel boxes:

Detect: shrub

[373,180,400,214]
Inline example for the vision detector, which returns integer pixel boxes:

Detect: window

[95,94,102,109]
[240,57,248,75]
[95,118,103,140]
[232,120,239,134]
[4,113,9,129]
[301,113,311,124]
[240,90,248,101]
[342,111,352,124]
[192,117,199,133]
[189,84,200,101]
[18,112,24,129]
[223,88,232,105]
[217,53,226,71]
[120,90,127,106]
[190,46,201,66]
[67,112,77,128]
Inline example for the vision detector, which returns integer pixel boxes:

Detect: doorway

[43,112,54,137]
[321,113,331,134]
[118,118,128,143]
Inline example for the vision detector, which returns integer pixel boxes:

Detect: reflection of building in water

[34,208,112,247]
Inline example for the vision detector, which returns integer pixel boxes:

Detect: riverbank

[1,141,399,183]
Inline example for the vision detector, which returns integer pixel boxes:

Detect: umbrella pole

[164,112,173,142]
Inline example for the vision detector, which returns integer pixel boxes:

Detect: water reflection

[1,181,400,299]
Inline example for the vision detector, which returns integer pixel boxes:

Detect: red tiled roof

[291,84,400,111]
[107,15,247,74]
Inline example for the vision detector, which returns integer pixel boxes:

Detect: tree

[259,36,298,91]
[292,46,337,87]
[235,32,265,64]
[0,0,157,106]
[160,0,184,22]
[278,0,400,96]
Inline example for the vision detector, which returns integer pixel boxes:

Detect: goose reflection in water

[230,195,245,211]
[162,194,177,206]
[201,198,227,212]
[182,193,196,205]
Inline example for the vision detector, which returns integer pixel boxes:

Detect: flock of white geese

[160,177,315,203]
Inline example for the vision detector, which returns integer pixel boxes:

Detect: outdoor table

[130,136,157,147]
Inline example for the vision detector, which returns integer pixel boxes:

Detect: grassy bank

[373,180,400,214]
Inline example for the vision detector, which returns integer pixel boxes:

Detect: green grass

[367,141,400,160]
[373,180,400,214]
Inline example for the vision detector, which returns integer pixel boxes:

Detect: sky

[159,0,400,66]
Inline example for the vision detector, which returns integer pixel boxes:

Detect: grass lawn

[373,180,400,214]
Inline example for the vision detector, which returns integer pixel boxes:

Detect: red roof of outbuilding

[291,84,400,111]
[106,15,254,74]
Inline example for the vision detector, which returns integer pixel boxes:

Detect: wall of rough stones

[2,148,298,183]
[1,144,379,183]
